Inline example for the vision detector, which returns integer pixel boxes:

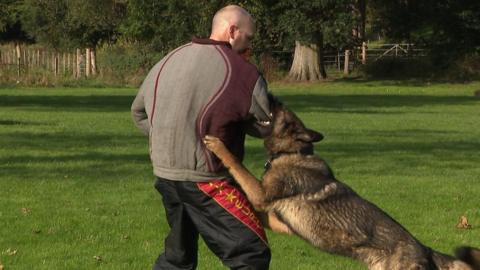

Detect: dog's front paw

[203,135,228,157]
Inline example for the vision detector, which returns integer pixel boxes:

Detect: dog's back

[263,153,478,270]
[260,101,480,270]
[263,154,427,267]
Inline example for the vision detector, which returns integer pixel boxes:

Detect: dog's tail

[455,246,480,270]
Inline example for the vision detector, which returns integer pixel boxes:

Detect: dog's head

[264,94,323,156]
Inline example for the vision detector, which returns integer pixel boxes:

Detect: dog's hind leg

[456,246,480,270]
[258,212,293,235]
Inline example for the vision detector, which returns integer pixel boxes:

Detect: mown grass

[1,80,479,269]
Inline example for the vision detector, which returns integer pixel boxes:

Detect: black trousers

[153,177,271,270]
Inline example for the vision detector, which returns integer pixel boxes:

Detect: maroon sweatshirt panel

[197,41,260,172]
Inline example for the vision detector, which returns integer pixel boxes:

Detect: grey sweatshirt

[131,38,272,181]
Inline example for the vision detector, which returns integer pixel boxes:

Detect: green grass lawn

[1,80,479,269]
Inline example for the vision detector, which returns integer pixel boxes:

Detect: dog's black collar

[264,151,296,171]
[264,148,314,171]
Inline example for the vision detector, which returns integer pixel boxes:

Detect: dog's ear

[273,110,287,132]
[267,92,283,112]
[297,128,324,143]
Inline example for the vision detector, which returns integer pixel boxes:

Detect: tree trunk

[352,0,366,41]
[288,40,327,81]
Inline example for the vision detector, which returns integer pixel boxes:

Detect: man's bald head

[211,5,254,35]
[210,5,255,54]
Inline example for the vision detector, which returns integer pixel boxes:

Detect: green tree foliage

[65,0,126,48]
[0,0,14,32]
[271,0,360,50]
[19,0,124,49]
[120,0,228,53]
[0,0,30,43]
[3,0,478,81]
[19,0,69,49]
[369,0,480,64]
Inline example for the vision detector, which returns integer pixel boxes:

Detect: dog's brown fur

[204,95,480,270]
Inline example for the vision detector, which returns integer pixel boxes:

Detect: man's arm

[131,86,150,136]
[245,76,272,138]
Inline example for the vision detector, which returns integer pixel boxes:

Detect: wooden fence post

[44,50,47,69]
[62,52,66,74]
[344,50,350,75]
[72,52,76,77]
[337,51,341,70]
[76,48,81,78]
[85,48,91,77]
[11,49,15,65]
[54,52,59,76]
[16,43,21,78]
[36,50,40,68]
[67,52,70,73]
[361,42,367,64]
[90,48,97,76]
[22,47,27,71]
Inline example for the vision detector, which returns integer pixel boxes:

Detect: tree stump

[288,41,327,81]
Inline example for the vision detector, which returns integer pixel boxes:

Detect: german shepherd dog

[203,95,480,270]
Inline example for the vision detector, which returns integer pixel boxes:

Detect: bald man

[132,5,272,270]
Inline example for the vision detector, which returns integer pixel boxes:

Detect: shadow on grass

[0,152,150,164]
[0,131,151,177]
[332,76,478,87]
[245,139,480,160]
[243,142,479,181]
[331,77,437,87]
[0,120,53,126]
[279,94,478,113]
[1,131,150,178]
[1,92,478,115]
[2,131,478,181]
[243,127,480,170]
[0,95,135,112]
[0,132,146,151]
[3,127,478,163]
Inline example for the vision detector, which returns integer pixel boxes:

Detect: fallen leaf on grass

[5,248,17,256]
[93,255,102,262]
[21,208,31,216]
[0,263,4,270]
[456,215,472,229]
[33,228,42,234]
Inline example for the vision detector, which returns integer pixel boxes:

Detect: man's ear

[297,129,324,143]
[228,25,237,39]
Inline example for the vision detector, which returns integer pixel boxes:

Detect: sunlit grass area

[1,81,479,269]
